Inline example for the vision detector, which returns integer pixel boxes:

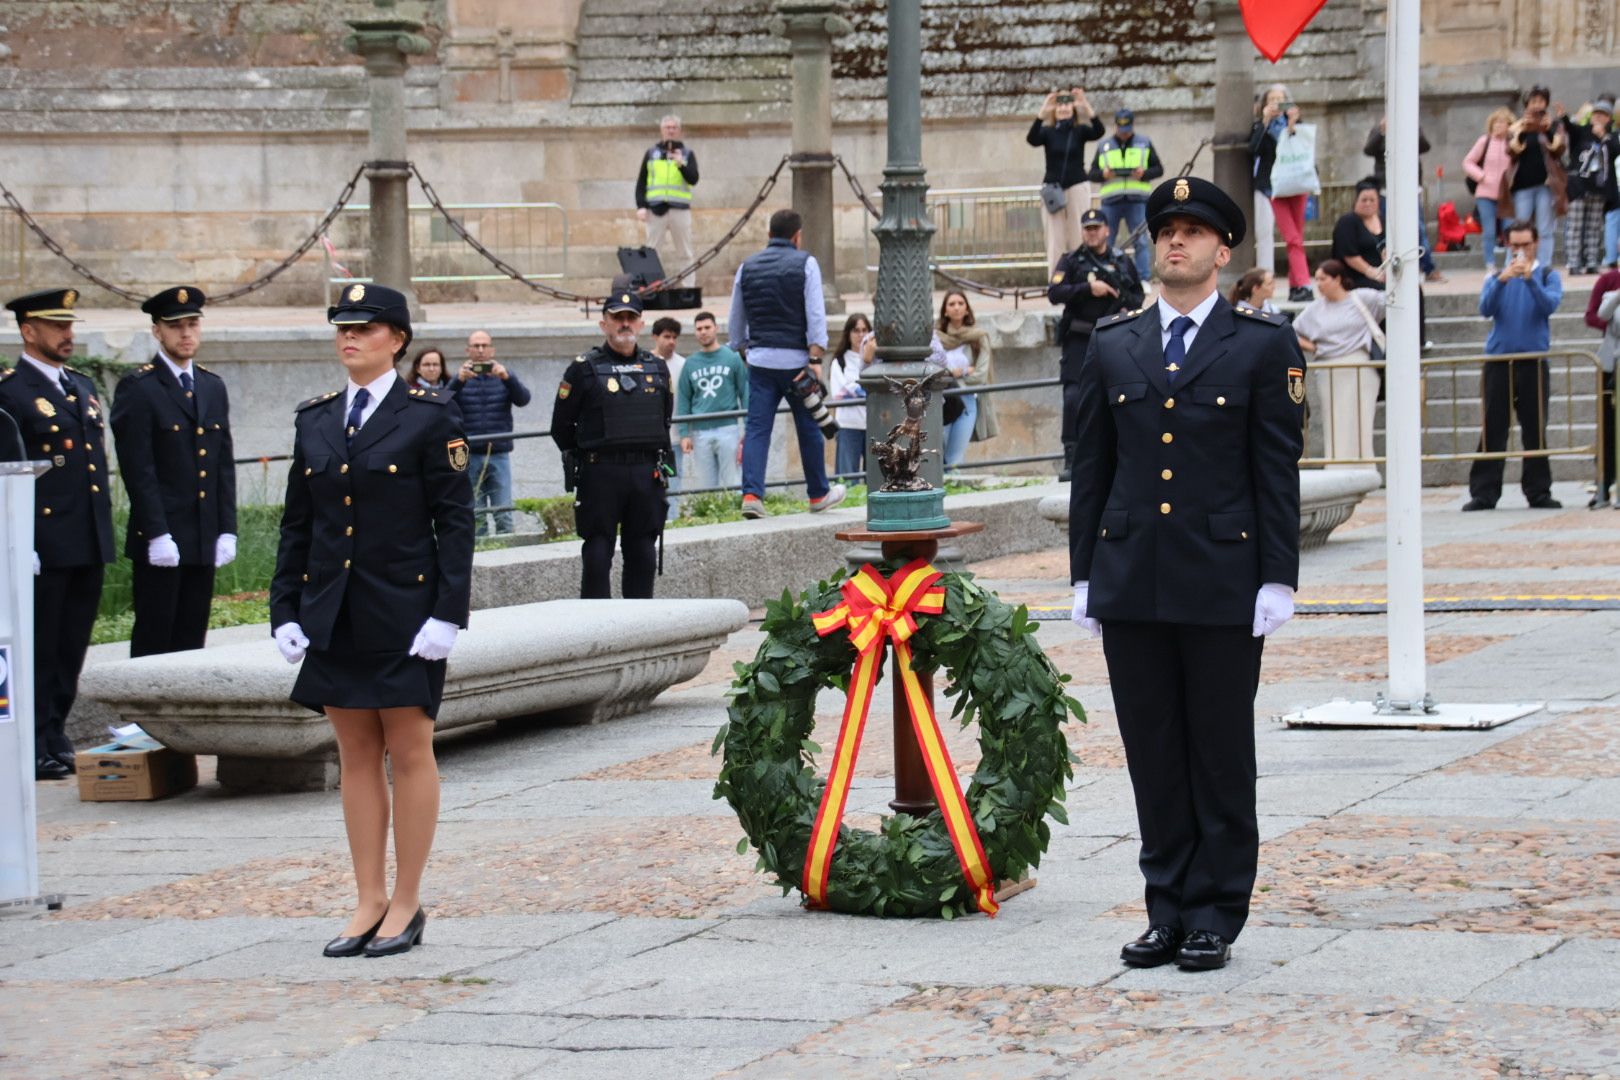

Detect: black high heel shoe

[364,908,426,958]
[323,913,385,958]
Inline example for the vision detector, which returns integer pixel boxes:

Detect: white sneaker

[809,484,846,513]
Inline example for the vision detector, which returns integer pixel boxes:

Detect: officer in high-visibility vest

[1088,108,1165,284]
[634,115,700,283]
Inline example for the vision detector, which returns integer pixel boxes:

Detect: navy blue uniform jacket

[1068,296,1305,626]
[271,380,475,653]
[0,361,115,568]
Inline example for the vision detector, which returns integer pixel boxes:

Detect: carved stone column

[772,2,849,315]
[344,0,431,315]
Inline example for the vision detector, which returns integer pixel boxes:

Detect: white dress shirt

[1157,288,1222,354]
[20,353,66,384]
[156,346,194,381]
[345,368,396,429]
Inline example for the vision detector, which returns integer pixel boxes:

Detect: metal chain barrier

[0,164,367,304]
[410,156,792,310]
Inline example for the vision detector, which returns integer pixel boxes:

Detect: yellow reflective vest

[644,155,693,206]
[1096,138,1154,199]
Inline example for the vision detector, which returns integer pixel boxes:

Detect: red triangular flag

[1240,0,1330,63]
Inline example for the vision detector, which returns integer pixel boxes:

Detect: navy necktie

[179,370,194,395]
[59,374,74,400]
[1164,315,1195,383]
[346,388,370,448]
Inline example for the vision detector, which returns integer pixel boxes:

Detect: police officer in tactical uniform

[1089,108,1165,283]
[0,288,116,780]
[1068,177,1306,973]
[1049,207,1144,480]
[551,290,674,599]
[111,286,239,657]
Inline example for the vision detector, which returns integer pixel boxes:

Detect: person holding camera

[1029,87,1105,272]
[551,291,674,598]
[1048,207,1142,479]
[1509,87,1569,269]
[1463,220,1564,511]
[729,208,845,519]
[635,114,699,283]
[451,330,531,536]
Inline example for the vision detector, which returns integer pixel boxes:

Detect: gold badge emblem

[1287,367,1305,405]
[606,377,620,393]
[1173,179,1191,202]
[447,438,469,472]
[177,288,189,303]
[1051,271,1065,284]
[621,294,631,304]
[347,284,366,302]
[35,397,55,418]
[62,289,77,308]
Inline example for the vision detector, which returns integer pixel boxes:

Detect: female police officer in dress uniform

[270,284,474,958]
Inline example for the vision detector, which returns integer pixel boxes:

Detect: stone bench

[78,599,748,793]
[1037,468,1382,551]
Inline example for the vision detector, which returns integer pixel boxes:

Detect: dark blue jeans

[742,365,830,500]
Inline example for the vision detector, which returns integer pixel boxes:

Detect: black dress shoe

[1287,286,1314,302]
[323,913,385,958]
[53,749,76,774]
[1461,498,1494,512]
[35,756,71,781]
[1120,924,1181,968]
[1176,929,1230,970]
[364,908,426,958]
[1527,495,1563,509]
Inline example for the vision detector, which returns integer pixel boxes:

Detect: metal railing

[323,201,569,301]
[1300,350,1604,487]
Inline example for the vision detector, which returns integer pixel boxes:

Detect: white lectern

[1,461,61,911]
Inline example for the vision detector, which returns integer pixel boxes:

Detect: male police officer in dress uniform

[0,288,116,780]
[551,290,673,600]
[1068,178,1306,972]
[1049,207,1144,480]
[111,286,238,657]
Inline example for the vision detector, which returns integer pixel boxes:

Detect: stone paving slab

[1469,939,1620,1009]
[1237,928,1560,1000]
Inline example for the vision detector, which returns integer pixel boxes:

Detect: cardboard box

[77,742,197,802]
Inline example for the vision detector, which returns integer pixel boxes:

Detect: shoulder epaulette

[405,386,450,404]
[1095,306,1149,331]
[1233,304,1288,327]
[0,367,12,381]
[294,390,341,412]
[129,363,158,380]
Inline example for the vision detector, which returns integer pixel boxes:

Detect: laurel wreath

[713,565,1080,918]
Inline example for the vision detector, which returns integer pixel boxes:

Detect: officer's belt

[582,450,661,465]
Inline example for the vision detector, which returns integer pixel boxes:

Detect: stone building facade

[0,0,1612,305]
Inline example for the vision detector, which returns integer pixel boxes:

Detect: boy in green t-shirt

[676,310,749,491]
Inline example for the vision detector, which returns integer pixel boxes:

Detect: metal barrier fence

[1300,350,1604,487]
[324,202,569,301]
[0,209,23,285]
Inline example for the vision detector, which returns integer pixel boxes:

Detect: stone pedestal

[345,2,432,317]
[773,2,848,315]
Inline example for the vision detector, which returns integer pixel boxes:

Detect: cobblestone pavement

[6,482,1620,1078]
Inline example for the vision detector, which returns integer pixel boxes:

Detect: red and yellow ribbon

[804,559,999,916]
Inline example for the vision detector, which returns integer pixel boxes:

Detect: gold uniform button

[340,464,349,474]
[1164,398,1175,409]
[343,559,351,569]
[388,464,398,474]
[304,467,313,476]
[343,496,352,506]
[302,573,309,582]
[1160,502,1171,514]
[198,449,206,457]
[345,526,353,536]
[41,444,50,453]
[1161,432,1173,444]
[1117,393,1126,403]
[50,425,59,433]
[42,507,51,516]
[1100,528,1108,538]
[88,463,96,472]
[85,442,94,451]
[199,470,207,478]
[1161,469,1173,480]
[172,424,181,432]
[1217,396,1227,406]
[1241,531,1249,539]
[199,491,207,499]
[196,427,205,436]
[416,574,426,583]
[90,484,100,493]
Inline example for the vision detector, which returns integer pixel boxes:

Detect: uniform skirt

[290,603,447,718]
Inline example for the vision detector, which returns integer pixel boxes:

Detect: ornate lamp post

[772,1,849,315]
[344,0,431,315]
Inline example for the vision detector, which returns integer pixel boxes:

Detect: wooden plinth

[834,521,984,816]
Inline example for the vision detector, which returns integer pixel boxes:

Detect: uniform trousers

[576,460,666,599]
[1102,620,1264,943]
[33,565,104,758]
[646,207,695,282]
[1468,356,1552,504]
[1060,335,1090,448]
[130,561,215,657]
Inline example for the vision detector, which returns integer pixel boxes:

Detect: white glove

[1252,583,1296,638]
[215,533,237,568]
[1070,581,1102,638]
[408,617,459,661]
[148,534,181,568]
[273,622,310,664]
[33,552,40,576]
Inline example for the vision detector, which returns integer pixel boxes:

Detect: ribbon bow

[803,560,999,916]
